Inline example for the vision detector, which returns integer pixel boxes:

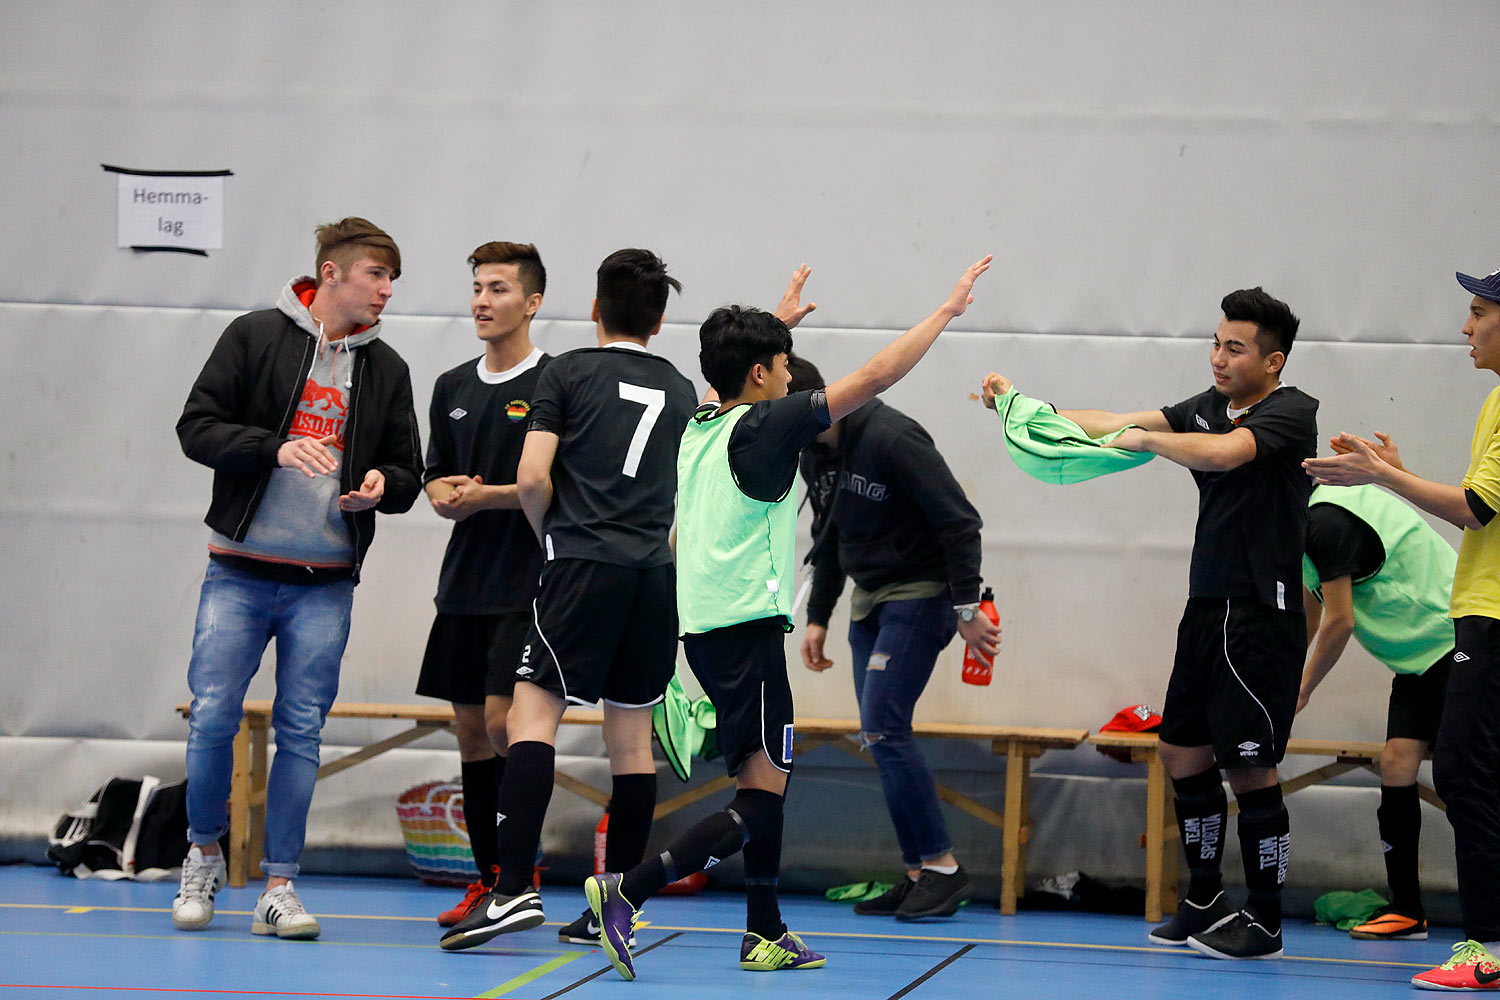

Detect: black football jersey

[527,344,698,567]
[425,351,551,613]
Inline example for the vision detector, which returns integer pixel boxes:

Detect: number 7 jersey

[526,343,699,568]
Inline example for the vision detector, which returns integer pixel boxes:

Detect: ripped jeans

[848,594,959,868]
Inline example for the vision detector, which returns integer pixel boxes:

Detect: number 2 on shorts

[618,381,666,478]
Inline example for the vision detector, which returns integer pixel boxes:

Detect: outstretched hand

[1303,434,1390,486]
[980,372,1012,410]
[1330,430,1404,472]
[339,468,386,511]
[774,264,818,330]
[943,254,993,318]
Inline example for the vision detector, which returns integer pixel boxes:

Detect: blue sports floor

[0,865,1454,998]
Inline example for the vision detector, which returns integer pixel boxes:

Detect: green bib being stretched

[676,404,799,635]
[1301,484,1457,675]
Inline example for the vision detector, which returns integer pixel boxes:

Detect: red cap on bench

[1099,704,1162,733]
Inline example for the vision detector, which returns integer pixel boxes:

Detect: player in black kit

[984,288,1317,960]
[440,249,697,952]
[418,242,550,931]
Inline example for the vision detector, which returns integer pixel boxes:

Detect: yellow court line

[0,929,576,954]
[477,951,591,999]
[0,903,1434,970]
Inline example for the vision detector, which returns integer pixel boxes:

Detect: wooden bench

[176,700,1085,912]
[1087,731,1443,922]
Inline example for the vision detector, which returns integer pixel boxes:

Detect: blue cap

[1457,268,1500,304]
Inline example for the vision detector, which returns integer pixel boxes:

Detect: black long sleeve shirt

[801,399,984,626]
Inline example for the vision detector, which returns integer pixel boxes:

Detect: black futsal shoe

[1186,910,1284,960]
[438,887,545,951]
[1147,891,1236,945]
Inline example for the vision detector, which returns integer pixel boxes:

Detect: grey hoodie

[208,277,382,568]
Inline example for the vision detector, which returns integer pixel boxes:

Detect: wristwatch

[955,603,979,623]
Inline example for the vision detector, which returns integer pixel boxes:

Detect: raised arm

[823,255,991,422]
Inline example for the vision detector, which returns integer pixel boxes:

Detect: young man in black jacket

[172,217,423,940]
[790,355,1000,920]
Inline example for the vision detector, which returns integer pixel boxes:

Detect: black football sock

[605,772,657,873]
[495,741,554,895]
[1172,767,1228,905]
[741,790,786,940]
[619,788,782,904]
[1237,783,1290,933]
[460,755,502,882]
[1378,784,1423,916]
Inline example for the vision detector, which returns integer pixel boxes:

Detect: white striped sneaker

[252,882,321,940]
[171,846,227,931]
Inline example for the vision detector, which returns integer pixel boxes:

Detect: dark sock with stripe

[460,755,502,884]
[1172,767,1228,905]
[495,741,554,895]
[1377,784,1423,916]
[621,811,740,904]
[1237,783,1289,933]
[741,790,786,940]
[605,773,657,874]
[618,788,784,904]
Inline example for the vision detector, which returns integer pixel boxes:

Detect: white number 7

[618,382,666,478]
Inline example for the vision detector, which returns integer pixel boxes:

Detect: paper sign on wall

[104,165,232,254]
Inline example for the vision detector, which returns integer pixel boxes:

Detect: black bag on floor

[46,776,189,881]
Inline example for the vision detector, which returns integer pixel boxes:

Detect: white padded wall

[2,1,1496,889]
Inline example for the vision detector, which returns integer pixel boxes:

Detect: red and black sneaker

[437,866,498,927]
[1412,941,1500,991]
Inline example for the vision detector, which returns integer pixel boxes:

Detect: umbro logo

[1195,414,1210,430]
[449,407,468,420]
[516,666,534,676]
[1237,741,1260,756]
[1454,652,1471,662]
[703,856,721,869]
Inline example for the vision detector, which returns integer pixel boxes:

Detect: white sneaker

[252,881,321,940]
[172,846,227,931]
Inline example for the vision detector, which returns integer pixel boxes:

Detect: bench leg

[1144,751,1175,923]
[228,718,250,889]
[247,715,268,883]
[1000,744,1031,916]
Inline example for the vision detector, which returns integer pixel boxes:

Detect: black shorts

[518,558,677,707]
[415,611,531,705]
[1387,651,1454,744]
[683,616,795,778]
[1159,597,1304,769]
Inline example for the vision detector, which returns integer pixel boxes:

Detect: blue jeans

[184,559,354,878]
[848,595,959,868]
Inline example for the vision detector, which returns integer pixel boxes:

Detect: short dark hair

[596,248,680,338]
[315,217,401,280]
[1221,287,1300,359]
[699,306,794,397]
[786,353,826,395]
[469,241,546,297]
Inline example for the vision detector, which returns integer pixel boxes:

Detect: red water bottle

[961,586,998,686]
